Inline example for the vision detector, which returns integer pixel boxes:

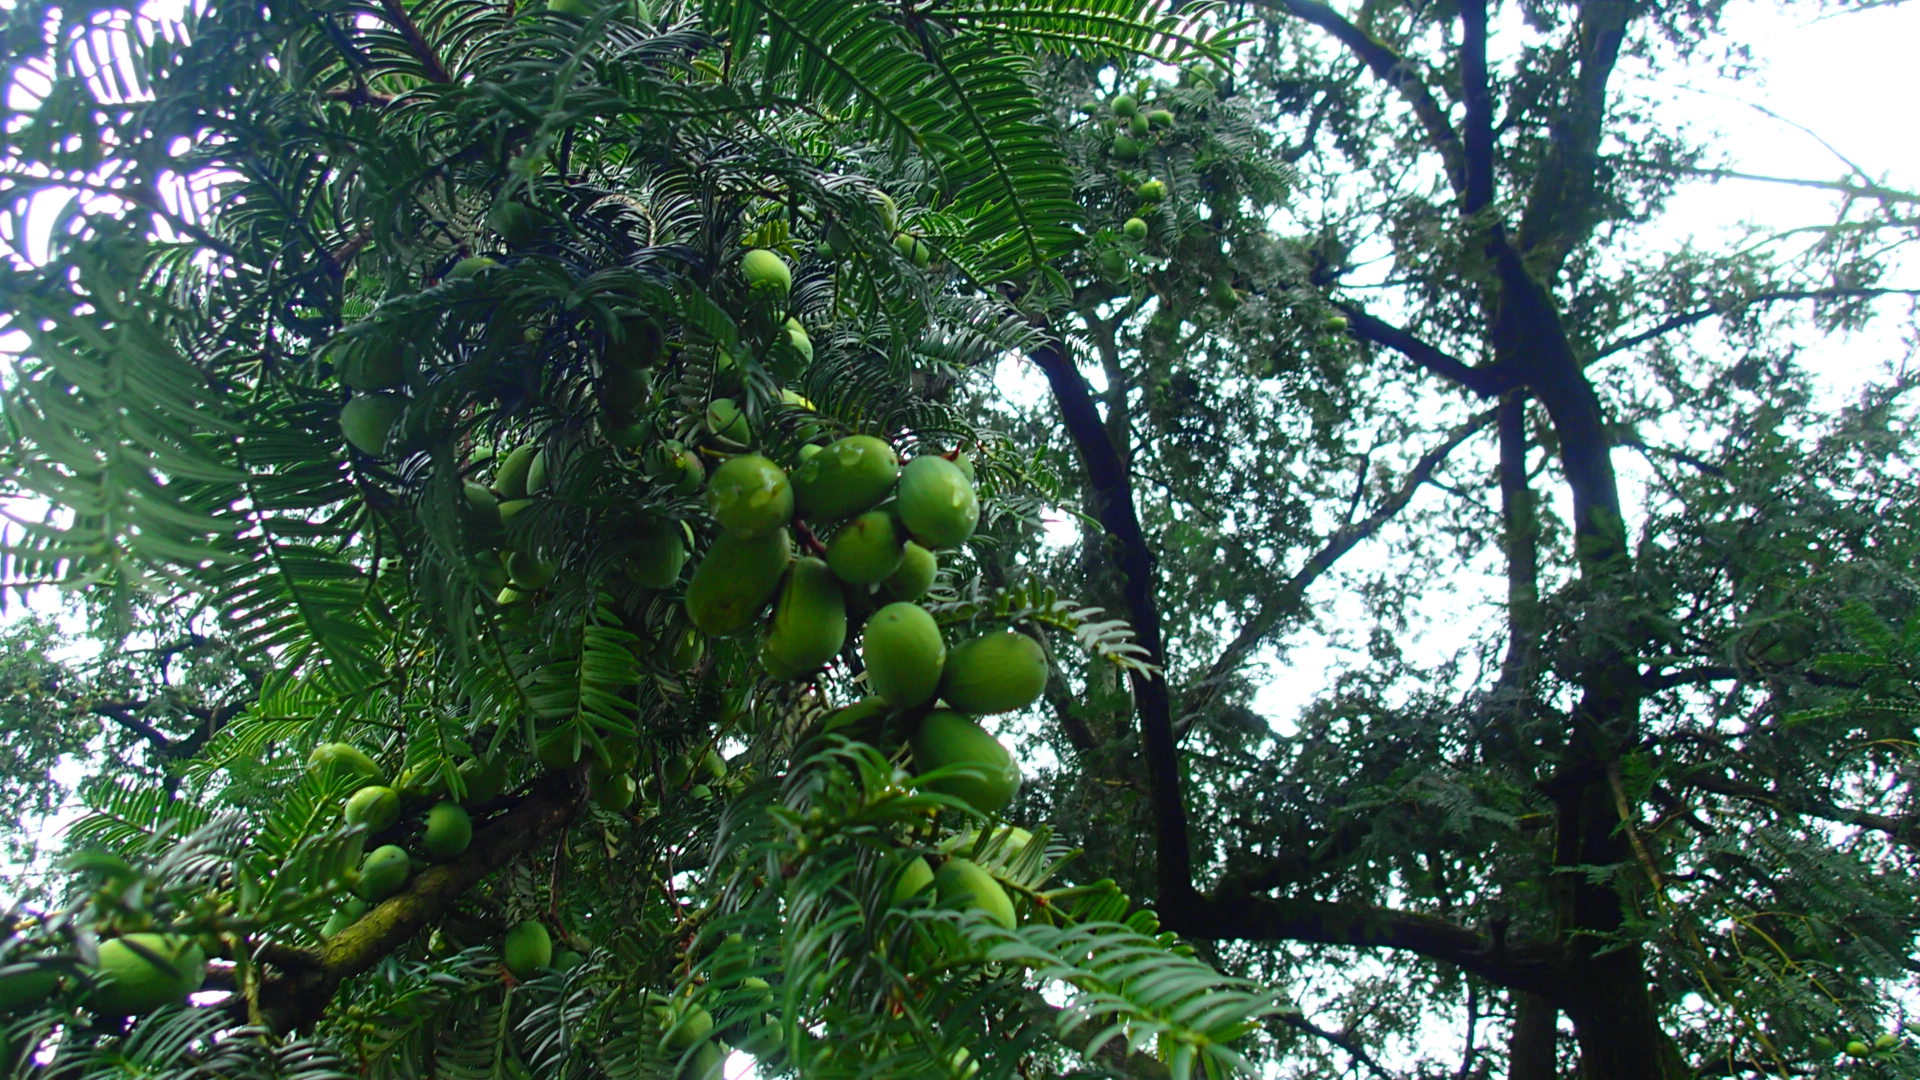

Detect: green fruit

[873,191,900,232]
[1874,1034,1899,1051]
[606,317,663,370]
[548,0,592,15]
[89,934,206,1016]
[1323,314,1349,332]
[503,921,552,978]
[525,449,551,495]
[1126,112,1149,137]
[662,1001,715,1051]
[497,498,535,525]
[396,761,447,799]
[708,454,794,536]
[344,785,401,833]
[422,802,473,861]
[593,771,637,812]
[1846,1040,1871,1058]
[1122,217,1148,241]
[705,399,751,448]
[1147,108,1174,129]
[337,344,412,392]
[826,510,905,585]
[822,695,889,738]
[1136,179,1167,201]
[686,528,792,636]
[1111,135,1142,161]
[792,435,899,523]
[0,964,61,1012]
[1111,93,1138,117]
[495,443,539,499]
[883,542,937,601]
[701,748,727,780]
[677,1041,727,1080]
[353,844,412,902]
[777,389,823,441]
[554,949,584,971]
[938,826,1034,861]
[934,858,1015,930]
[892,856,934,903]
[741,248,791,296]
[782,318,814,365]
[507,550,557,590]
[908,710,1020,814]
[308,743,383,786]
[762,557,847,679]
[457,756,510,803]
[489,200,538,244]
[937,631,1047,715]
[893,232,931,267]
[340,394,407,457]
[1098,248,1130,281]
[896,456,979,550]
[471,550,510,592]
[862,602,945,707]
[320,898,368,939]
[464,481,501,526]
[536,726,582,770]
[601,365,653,423]
[631,518,689,589]
[448,255,498,279]
[650,440,705,494]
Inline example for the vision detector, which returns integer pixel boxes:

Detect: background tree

[993,1,1920,1078]
[0,0,1282,1078]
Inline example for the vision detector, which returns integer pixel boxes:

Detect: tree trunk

[1561,945,1688,1080]
[1508,992,1557,1080]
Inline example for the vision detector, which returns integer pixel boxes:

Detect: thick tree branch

[254,768,586,1032]
[1161,893,1562,995]
[1258,0,1467,200]
[1459,0,1496,216]
[1025,331,1194,909]
[1594,287,1920,359]
[1675,768,1920,847]
[1334,303,1515,397]
[1514,0,1634,269]
[1177,408,1496,734]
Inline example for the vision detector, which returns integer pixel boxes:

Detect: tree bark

[1508,992,1557,1080]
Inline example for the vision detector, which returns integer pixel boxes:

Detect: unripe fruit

[938,631,1048,715]
[823,696,889,738]
[1846,1040,1870,1058]
[337,344,412,392]
[892,856,935,903]
[447,255,498,279]
[1099,249,1130,281]
[536,726,582,770]
[686,528,792,636]
[667,626,705,671]
[826,511,905,585]
[783,318,814,364]
[605,317,663,370]
[1111,135,1142,161]
[457,756,509,803]
[649,440,705,494]
[1874,1034,1898,1051]
[792,435,899,523]
[507,550,557,590]
[89,934,207,1016]
[1122,217,1148,241]
[494,443,539,499]
[741,249,791,296]
[464,481,500,526]
[862,602,945,707]
[630,518,689,589]
[340,394,406,457]
[602,366,653,423]
[908,710,1020,814]
[421,802,473,861]
[344,785,401,833]
[502,921,552,978]
[1111,93,1139,117]
[705,399,751,448]
[0,965,60,1013]
[488,200,538,245]
[934,858,1016,930]
[547,0,592,16]
[883,542,937,601]
[1147,108,1174,129]
[353,844,412,902]
[593,772,637,812]
[308,743,382,786]
[1126,112,1149,137]
[896,456,979,549]
[762,557,847,679]
[708,454,793,536]
[873,191,900,232]
[321,898,368,939]
[894,232,931,267]
[1323,314,1349,332]
[1136,179,1167,201]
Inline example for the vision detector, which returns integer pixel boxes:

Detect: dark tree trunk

[1508,992,1557,1080]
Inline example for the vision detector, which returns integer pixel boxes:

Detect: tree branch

[1594,287,1920,359]
[376,0,451,83]
[1514,0,1635,269]
[1458,0,1496,216]
[253,768,586,1032]
[1177,408,1496,734]
[1674,768,1920,847]
[1334,304,1514,397]
[1613,158,1920,205]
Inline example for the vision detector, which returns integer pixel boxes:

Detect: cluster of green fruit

[1812,1031,1902,1060]
[1103,92,1174,163]
[307,743,475,912]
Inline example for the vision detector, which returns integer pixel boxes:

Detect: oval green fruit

[686,528,792,636]
[1846,1040,1871,1059]
[601,365,653,424]
[825,511,904,585]
[892,855,934,903]
[308,743,382,786]
[89,934,206,1016]
[862,602,945,707]
[343,785,401,833]
[708,454,793,536]
[320,898,368,939]
[536,726,582,770]
[0,964,61,1013]
[630,518,688,588]
[353,844,412,902]
[593,771,637,812]
[1111,93,1138,117]
[667,626,705,671]
[908,710,1020,815]
[783,318,813,364]
[1111,135,1142,161]
[705,398,751,449]
[1136,178,1167,201]
[605,316,663,370]
[502,920,552,978]
[896,456,979,550]
[447,255,498,279]
[494,443,539,499]
[340,394,407,457]
[422,801,472,861]
[873,190,900,232]
[741,248,791,296]
[762,557,847,679]
[792,435,898,523]
[938,631,1047,715]
[933,858,1015,930]
[883,542,937,601]
[526,448,551,495]
[1122,217,1148,241]
[650,440,705,494]
[1148,108,1174,129]
[456,755,510,803]
[507,550,557,590]
[1126,111,1149,137]
[488,200,538,245]
[337,343,412,392]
